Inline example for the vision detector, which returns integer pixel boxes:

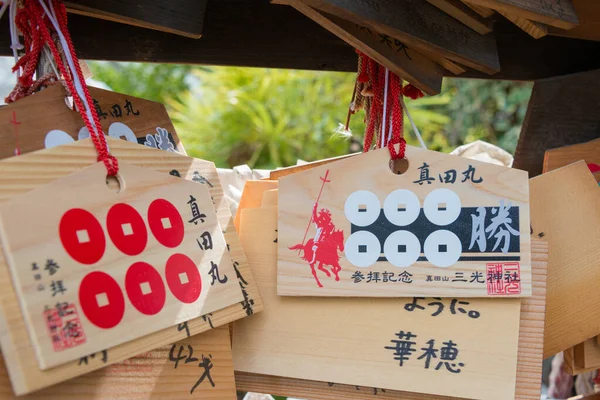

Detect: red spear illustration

[300,169,331,247]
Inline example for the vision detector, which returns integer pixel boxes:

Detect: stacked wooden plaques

[232,146,549,399]
[0,87,263,397]
[537,139,600,376]
[270,0,582,95]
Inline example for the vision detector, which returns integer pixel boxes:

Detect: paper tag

[278,145,531,297]
[0,161,242,369]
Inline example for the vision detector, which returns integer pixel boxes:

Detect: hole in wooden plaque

[389,158,409,175]
[106,174,123,193]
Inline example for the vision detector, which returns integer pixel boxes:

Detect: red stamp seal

[44,302,86,351]
[486,262,521,295]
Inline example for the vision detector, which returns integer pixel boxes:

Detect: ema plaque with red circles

[0,161,242,369]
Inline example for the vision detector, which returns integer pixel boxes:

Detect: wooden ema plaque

[278,145,531,297]
[0,84,185,160]
[0,138,262,396]
[236,205,546,400]
[535,146,600,360]
[0,161,242,369]
[0,325,236,399]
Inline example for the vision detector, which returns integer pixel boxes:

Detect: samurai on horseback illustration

[289,170,345,287]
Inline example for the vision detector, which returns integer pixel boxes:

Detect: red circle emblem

[79,271,125,329]
[106,203,148,256]
[147,199,184,248]
[165,253,202,303]
[125,262,166,315]
[59,208,106,265]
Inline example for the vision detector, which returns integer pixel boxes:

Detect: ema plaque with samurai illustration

[278,145,531,297]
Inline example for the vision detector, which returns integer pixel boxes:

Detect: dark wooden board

[1,1,600,81]
[465,0,578,29]
[65,0,208,39]
[513,68,600,177]
[280,0,500,74]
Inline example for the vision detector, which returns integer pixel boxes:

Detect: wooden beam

[465,0,579,29]
[66,0,358,72]
[288,3,445,95]
[463,1,495,18]
[426,0,494,34]
[65,0,208,39]
[0,2,599,81]
[275,0,500,74]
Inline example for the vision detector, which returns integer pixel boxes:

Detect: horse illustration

[289,204,345,288]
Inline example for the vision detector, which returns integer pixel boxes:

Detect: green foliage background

[89,62,532,169]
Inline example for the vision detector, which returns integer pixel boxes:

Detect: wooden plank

[237,206,521,399]
[465,0,579,29]
[0,326,236,399]
[270,154,358,180]
[2,4,600,81]
[0,84,186,159]
[261,189,279,208]
[529,161,600,358]
[544,139,600,179]
[564,340,600,375]
[548,0,600,42]
[236,241,547,400]
[287,3,445,95]
[543,142,600,374]
[278,145,531,297]
[498,11,548,38]
[463,1,496,17]
[581,339,600,369]
[0,161,241,369]
[0,138,262,395]
[423,55,467,75]
[513,69,600,177]
[233,180,278,232]
[65,0,207,39]
[234,205,547,399]
[426,0,494,34]
[273,0,500,74]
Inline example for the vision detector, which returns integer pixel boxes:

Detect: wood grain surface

[0,161,241,369]
[498,11,548,38]
[530,161,600,358]
[0,138,262,395]
[234,204,547,399]
[513,69,600,177]
[426,0,493,34]
[65,0,208,39]
[274,0,500,74]
[0,84,185,160]
[465,0,579,29]
[0,326,236,399]
[278,145,531,297]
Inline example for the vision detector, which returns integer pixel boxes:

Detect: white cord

[39,0,101,140]
[399,94,427,150]
[381,68,389,148]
